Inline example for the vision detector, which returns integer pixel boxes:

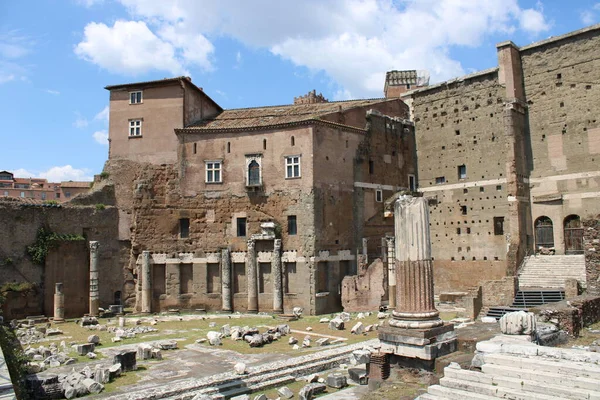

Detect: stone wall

[341,258,386,312]
[0,198,124,315]
[536,295,600,337]
[583,215,600,295]
[481,276,517,307]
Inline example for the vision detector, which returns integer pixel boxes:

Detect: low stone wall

[583,216,600,296]
[1,289,43,320]
[481,276,517,307]
[535,295,600,337]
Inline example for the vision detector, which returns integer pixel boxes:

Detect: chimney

[294,90,329,105]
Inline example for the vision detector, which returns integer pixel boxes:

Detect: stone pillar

[141,251,152,314]
[390,195,442,329]
[221,248,232,312]
[386,236,396,309]
[246,239,258,313]
[89,241,100,317]
[272,239,283,314]
[53,283,65,323]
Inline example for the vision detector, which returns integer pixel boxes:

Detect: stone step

[212,375,295,400]
[439,377,558,400]
[444,366,599,400]
[481,363,600,391]
[427,385,499,400]
[483,353,600,380]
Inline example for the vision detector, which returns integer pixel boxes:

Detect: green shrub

[95,203,106,211]
[99,171,110,179]
[26,227,84,265]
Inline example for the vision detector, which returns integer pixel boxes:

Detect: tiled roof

[104,76,190,90]
[385,70,418,86]
[60,181,91,188]
[183,98,393,131]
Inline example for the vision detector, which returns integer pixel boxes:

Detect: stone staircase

[418,341,600,399]
[517,254,586,289]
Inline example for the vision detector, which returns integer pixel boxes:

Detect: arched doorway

[535,216,554,250]
[564,215,583,254]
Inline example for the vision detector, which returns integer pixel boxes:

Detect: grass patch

[102,366,146,394]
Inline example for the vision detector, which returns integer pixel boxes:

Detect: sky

[1,0,599,182]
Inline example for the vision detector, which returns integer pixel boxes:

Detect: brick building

[104,80,416,314]
[396,23,600,295]
[0,171,91,202]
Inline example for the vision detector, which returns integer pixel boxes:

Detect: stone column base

[378,323,457,363]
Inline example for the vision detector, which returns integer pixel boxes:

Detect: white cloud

[80,0,551,98]
[9,166,93,182]
[75,0,104,7]
[45,89,60,95]
[73,113,89,129]
[214,89,227,98]
[0,73,15,84]
[0,30,34,84]
[92,130,109,145]
[94,105,109,123]
[74,19,214,75]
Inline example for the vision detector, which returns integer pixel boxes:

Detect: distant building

[0,171,91,202]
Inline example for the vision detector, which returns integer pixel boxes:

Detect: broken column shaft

[89,241,100,317]
[246,239,258,313]
[390,195,442,329]
[141,251,151,314]
[53,282,65,323]
[221,248,232,312]
[272,239,283,313]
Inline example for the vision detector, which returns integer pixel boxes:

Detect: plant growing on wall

[26,227,85,265]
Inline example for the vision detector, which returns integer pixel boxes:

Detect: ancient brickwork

[583,216,600,295]
[522,28,600,254]
[409,71,511,291]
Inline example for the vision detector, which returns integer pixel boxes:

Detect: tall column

[246,239,258,313]
[390,195,442,329]
[141,251,152,314]
[386,236,396,309]
[221,248,232,312]
[53,283,65,323]
[89,241,100,317]
[272,239,283,314]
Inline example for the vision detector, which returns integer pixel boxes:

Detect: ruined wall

[522,27,600,254]
[0,200,123,315]
[583,215,600,295]
[410,71,511,292]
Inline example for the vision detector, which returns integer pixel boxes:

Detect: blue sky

[1,0,599,182]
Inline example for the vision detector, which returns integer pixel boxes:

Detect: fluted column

[89,241,100,317]
[386,236,396,309]
[272,239,283,314]
[141,251,152,314]
[221,248,232,312]
[390,195,442,329]
[53,283,65,323]
[246,239,258,313]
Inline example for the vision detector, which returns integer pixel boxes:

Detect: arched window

[534,216,554,250]
[564,214,583,254]
[248,160,261,186]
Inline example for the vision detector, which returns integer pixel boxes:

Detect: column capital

[89,241,100,252]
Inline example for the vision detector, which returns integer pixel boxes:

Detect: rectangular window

[287,215,297,235]
[369,160,374,174]
[65,191,71,198]
[435,176,446,184]
[233,263,246,293]
[376,189,383,202]
[179,218,190,238]
[408,174,416,191]
[285,156,301,178]
[20,192,24,198]
[41,192,46,200]
[207,263,220,293]
[461,205,467,215]
[317,262,329,293]
[494,217,504,235]
[496,185,502,191]
[129,119,142,137]
[458,165,467,180]
[56,193,60,199]
[129,91,143,104]
[3,191,7,196]
[205,161,222,183]
[237,217,247,237]
[180,264,193,294]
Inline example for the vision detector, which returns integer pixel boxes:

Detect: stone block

[315,337,329,346]
[113,350,136,372]
[351,322,364,334]
[351,349,371,365]
[299,382,326,400]
[87,335,100,344]
[348,368,368,385]
[234,362,246,375]
[207,331,223,346]
[75,343,95,356]
[499,311,536,335]
[278,386,294,399]
[159,340,178,350]
[326,373,347,389]
[328,318,344,330]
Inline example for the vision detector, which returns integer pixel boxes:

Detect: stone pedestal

[141,251,151,314]
[272,239,283,314]
[246,239,258,313]
[221,248,232,312]
[379,195,456,366]
[89,241,100,317]
[53,283,65,323]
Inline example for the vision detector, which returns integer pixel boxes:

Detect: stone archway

[564,214,583,254]
[534,216,554,251]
